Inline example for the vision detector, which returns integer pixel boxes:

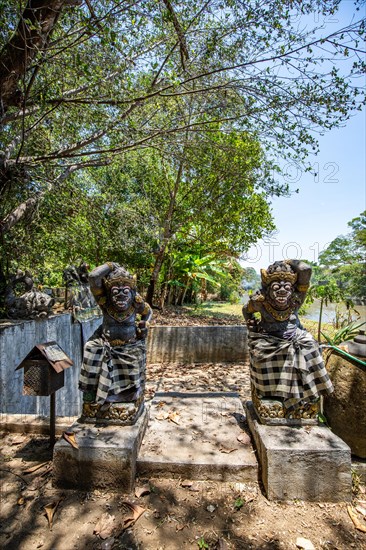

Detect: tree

[318,210,366,300]
[348,210,366,249]
[241,267,260,291]
[0,0,365,238]
[137,129,278,304]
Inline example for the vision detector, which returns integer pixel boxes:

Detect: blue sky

[241,3,366,272]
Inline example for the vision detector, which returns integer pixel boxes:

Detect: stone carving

[63,261,97,312]
[5,270,54,319]
[242,259,333,424]
[79,262,152,424]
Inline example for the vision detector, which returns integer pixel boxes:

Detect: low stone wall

[0,313,101,417]
[147,325,248,364]
[0,316,248,417]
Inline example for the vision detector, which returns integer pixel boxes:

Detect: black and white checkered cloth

[248,328,333,410]
[79,335,146,404]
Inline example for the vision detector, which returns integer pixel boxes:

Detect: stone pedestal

[251,386,319,425]
[53,407,148,492]
[246,402,351,501]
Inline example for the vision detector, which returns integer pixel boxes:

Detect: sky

[241,3,366,273]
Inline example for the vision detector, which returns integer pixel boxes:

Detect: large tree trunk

[145,159,184,306]
[0,0,80,113]
[145,243,168,306]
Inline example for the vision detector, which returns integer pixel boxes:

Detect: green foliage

[318,210,366,301]
[197,537,209,549]
[242,267,260,290]
[228,291,240,304]
[307,279,344,306]
[307,279,346,341]
[321,320,366,346]
[234,497,245,510]
[317,412,330,427]
[348,211,366,249]
[1,2,365,292]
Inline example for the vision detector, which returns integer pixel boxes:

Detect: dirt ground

[1,307,366,550]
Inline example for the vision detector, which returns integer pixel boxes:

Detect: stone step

[137,392,258,482]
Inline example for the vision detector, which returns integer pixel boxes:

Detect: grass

[300,318,335,341]
[184,301,243,320]
[182,302,335,341]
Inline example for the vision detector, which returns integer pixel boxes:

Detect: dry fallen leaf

[168,411,181,425]
[155,411,169,421]
[63,431,78,449]
[24,461,50,474]
[94,513,117,540]
[121,501,146,529]
[347,505,366,533]
[135,484,151,498]
[219,446,238,454]
[175,523,187,532]
[17,496,25,506]
[217,539,229,550]
[44,498,63,530]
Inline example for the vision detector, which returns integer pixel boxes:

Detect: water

[302,298,366,324]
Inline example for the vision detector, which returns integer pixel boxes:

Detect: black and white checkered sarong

[79,334,146,404]
[248,328,333,410]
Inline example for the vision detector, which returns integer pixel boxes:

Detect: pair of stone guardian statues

[79,260,332,424]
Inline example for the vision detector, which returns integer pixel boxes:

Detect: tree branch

[0,0,82,112]
[161,0,189,70]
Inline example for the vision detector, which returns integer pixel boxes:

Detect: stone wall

[0,317,248,417]
[147,325,248,364]
[0,314,101,417]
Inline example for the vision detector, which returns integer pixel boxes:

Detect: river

[302,298,366,324]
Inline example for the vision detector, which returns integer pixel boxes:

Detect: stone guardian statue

[79,262,152,424]
[242,259,333,423]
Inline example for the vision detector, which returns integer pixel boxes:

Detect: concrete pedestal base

[246,402,351,502]
[53,407,148,492]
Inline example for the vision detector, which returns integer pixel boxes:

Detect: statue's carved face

[110,284,133,311]
[268,280,293,309]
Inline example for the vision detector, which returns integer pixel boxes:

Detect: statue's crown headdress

[260,261,297,286]
[103,267,136,290]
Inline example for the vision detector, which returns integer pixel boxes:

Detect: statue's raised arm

[284,259,312,306]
